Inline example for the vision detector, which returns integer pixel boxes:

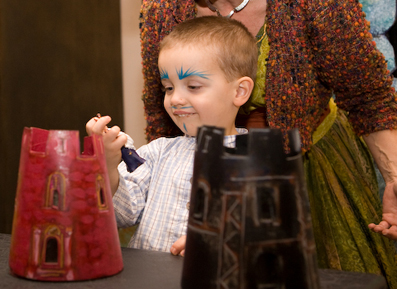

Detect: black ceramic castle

[182,126,320,289]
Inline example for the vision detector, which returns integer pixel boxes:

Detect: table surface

[0,233,387,289]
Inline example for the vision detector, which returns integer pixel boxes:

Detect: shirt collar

[184,127,248,138]
[223,128,248,148]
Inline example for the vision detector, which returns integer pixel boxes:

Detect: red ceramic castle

[9,127,123,281]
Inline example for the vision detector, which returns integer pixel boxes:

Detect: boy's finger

[92,116,112,135]
[108,125,121,135]
[86,117,99,135]
[115,133,128,147]
[108,132,127,149]
[103,126,121,142]
[170,235,186,256]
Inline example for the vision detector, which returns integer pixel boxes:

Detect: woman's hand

[368,181,397,240]
[86,115,127,194]
[170,235,186,257]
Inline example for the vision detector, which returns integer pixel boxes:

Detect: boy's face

[158,44,241,136]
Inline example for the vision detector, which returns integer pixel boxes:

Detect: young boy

[86,16,258,255]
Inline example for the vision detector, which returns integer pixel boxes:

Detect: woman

[140,0,397,287]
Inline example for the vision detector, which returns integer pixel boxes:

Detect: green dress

[248,23,397,289]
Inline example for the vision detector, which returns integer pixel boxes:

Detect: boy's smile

[158,44,241,136]
[172,106,195,117]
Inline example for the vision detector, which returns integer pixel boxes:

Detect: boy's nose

[170,90,187,106]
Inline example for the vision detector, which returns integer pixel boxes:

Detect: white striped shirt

[112,128,247,252]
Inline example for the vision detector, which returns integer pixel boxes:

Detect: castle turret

[182,126,319,289]
[9,127,123,281]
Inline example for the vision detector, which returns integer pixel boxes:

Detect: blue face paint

[183,123,188,133]
[171,106,193,109]
[176,66,209,80]
[160,68,169,79]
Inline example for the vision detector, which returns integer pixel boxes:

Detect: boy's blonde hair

[159,16,258,82]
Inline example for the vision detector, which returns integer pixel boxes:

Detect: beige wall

[121,0,147,148]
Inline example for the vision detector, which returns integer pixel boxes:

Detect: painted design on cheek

[183,123,188,133]
[176,66,209,80]
[160,68,169,79]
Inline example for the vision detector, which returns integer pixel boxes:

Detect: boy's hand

[86,115,127,169]
[86,115,127,194]
[170,235,186,257]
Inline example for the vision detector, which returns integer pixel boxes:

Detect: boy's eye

[161,86,174,94]
[188,85,201,90]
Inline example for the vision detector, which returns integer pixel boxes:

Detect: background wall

[0,0,131,234]
[120,0,146,149]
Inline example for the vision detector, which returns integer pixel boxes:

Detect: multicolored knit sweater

[140,0,397,151]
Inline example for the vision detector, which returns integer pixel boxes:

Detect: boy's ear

[234,76,254,107]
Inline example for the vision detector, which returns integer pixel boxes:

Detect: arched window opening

[41,226,64,269]
[193,187,205,221]
[99,188,105,206]
[96,175,108,210]
[46,172,65,210]
[257,185,280,225]
[192,180,209,223]
[254,253,283,289]
[53,189,59,208]
[45,237,59,264]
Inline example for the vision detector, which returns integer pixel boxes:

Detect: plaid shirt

[113,128,247,252]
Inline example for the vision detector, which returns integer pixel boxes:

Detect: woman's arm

[364,130,397,239]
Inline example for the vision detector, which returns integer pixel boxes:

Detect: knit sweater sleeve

[307,0,397,135]
[140,1,182,142]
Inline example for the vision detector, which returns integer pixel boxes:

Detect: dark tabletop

[0,233,387,289]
